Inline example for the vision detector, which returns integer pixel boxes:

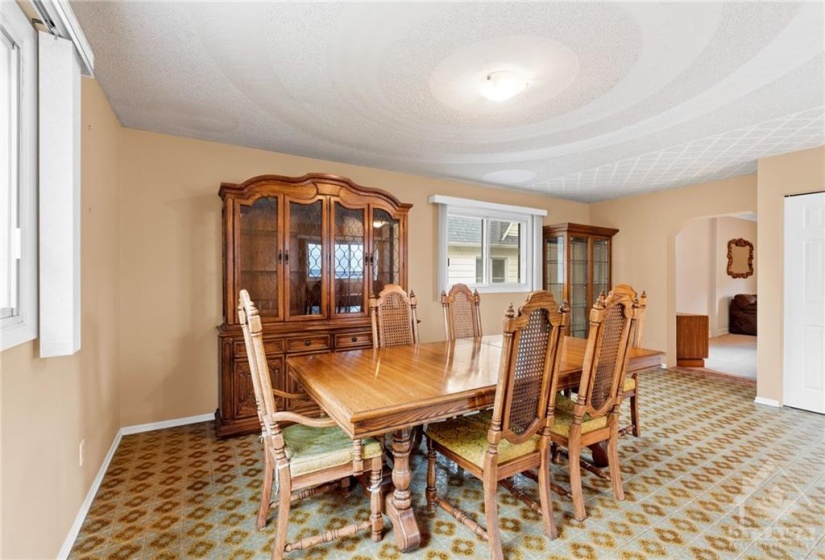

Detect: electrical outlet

[79,439,85,467]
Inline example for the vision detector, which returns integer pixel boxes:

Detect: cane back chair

[425,291,569,559]
[369,284,419,348]
[551,290,638,521]
[612,284,646,437]
[441,283,482,340]
[238,290,384,559]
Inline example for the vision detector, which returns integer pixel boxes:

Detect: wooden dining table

[286,335,663,552]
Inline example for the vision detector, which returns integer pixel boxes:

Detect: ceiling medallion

[480,70,528,102]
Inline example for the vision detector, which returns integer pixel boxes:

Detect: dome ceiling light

[480,70,528,102]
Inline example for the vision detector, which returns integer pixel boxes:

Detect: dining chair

[550,289,638,521]
[238,290,384,559]
[440,283,482,340]
[425,291,569,559]
[369,284,419,348]
[612,284,646,437]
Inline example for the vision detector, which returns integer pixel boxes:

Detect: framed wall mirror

[727,238,754,279]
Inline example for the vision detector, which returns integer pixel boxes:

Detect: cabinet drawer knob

[351,336,358,342]
[304,340,311,346]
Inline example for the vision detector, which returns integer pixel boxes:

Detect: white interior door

[783,192,825,413]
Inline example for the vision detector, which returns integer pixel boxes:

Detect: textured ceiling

[71,2,825,202]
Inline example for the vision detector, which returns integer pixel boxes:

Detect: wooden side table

[676,313,709,367]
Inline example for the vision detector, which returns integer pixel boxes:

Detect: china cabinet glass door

[592,238,610,303]
[371,208,401,296]
[239,197,281,319]
[332,202,367,317]
[570,236,590,338]
[286,199,325,319]
[544,234,564,304]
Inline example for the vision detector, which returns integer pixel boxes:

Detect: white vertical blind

[39,32,82,357]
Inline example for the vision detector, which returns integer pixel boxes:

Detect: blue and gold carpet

[69,368,825,560]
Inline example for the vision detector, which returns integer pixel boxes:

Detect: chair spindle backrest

[441,283,482,340]
[369,284,419,348]
[574,290,637,418]
[490,291,568,445]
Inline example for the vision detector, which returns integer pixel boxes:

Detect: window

[307,243,322,278]
[1,3,37,351]
[334,242,363,279]
[429,195,546,294]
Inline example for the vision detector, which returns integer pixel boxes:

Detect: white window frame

[429,195,546,295]
[1,3,37,351]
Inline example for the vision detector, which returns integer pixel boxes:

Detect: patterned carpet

[69,368,825,560]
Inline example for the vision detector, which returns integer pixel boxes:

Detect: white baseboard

[59,412,214,558]
[121,412,214,435]
[57,429,123,560]
[753,396,780,407]
[711,328,729,338]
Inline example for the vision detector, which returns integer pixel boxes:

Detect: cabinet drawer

[234,338,284,358]
[335,332,373,350]
[286,335,331,353]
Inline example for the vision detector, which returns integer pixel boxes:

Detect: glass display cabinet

[543,223,618,338]
[217,174,411,437]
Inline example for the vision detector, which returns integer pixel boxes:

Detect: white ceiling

[70,2,825,202]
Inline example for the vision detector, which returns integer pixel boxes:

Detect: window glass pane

[447,215,482,285]
[0,30,18,316]
[488,219,521,283]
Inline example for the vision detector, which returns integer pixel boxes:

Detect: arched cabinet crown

[216,173,412,437]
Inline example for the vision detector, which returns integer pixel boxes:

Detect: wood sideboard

[676,313,709,367]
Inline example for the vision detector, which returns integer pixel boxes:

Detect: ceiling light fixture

[480,70,528,102]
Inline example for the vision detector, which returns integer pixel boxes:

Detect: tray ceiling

[71,2,825,202]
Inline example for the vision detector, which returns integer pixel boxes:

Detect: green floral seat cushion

[623,376,636,392]
[426,412,539,468]
[551,394,609,438]
[282,424,382,478]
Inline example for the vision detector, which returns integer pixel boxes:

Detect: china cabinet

[542,223,618,338]
[216,173,411,437]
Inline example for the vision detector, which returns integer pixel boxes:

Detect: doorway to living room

[675,214,757,379]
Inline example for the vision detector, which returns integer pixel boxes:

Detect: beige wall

[0,80,121,558]
[117,129,590,426]
[675,218,712,316]
[591,174,757,366]
[715,216,757,335]
[756,146,825,403]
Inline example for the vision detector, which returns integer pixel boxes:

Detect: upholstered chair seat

[425,412,540,468]
[622,377,636,392]
[550,396,609,438]
[283,424,383,477]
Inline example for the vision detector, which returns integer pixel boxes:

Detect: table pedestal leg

[385,427,421,552]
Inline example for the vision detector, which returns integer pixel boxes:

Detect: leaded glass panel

[333,203,365,314]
